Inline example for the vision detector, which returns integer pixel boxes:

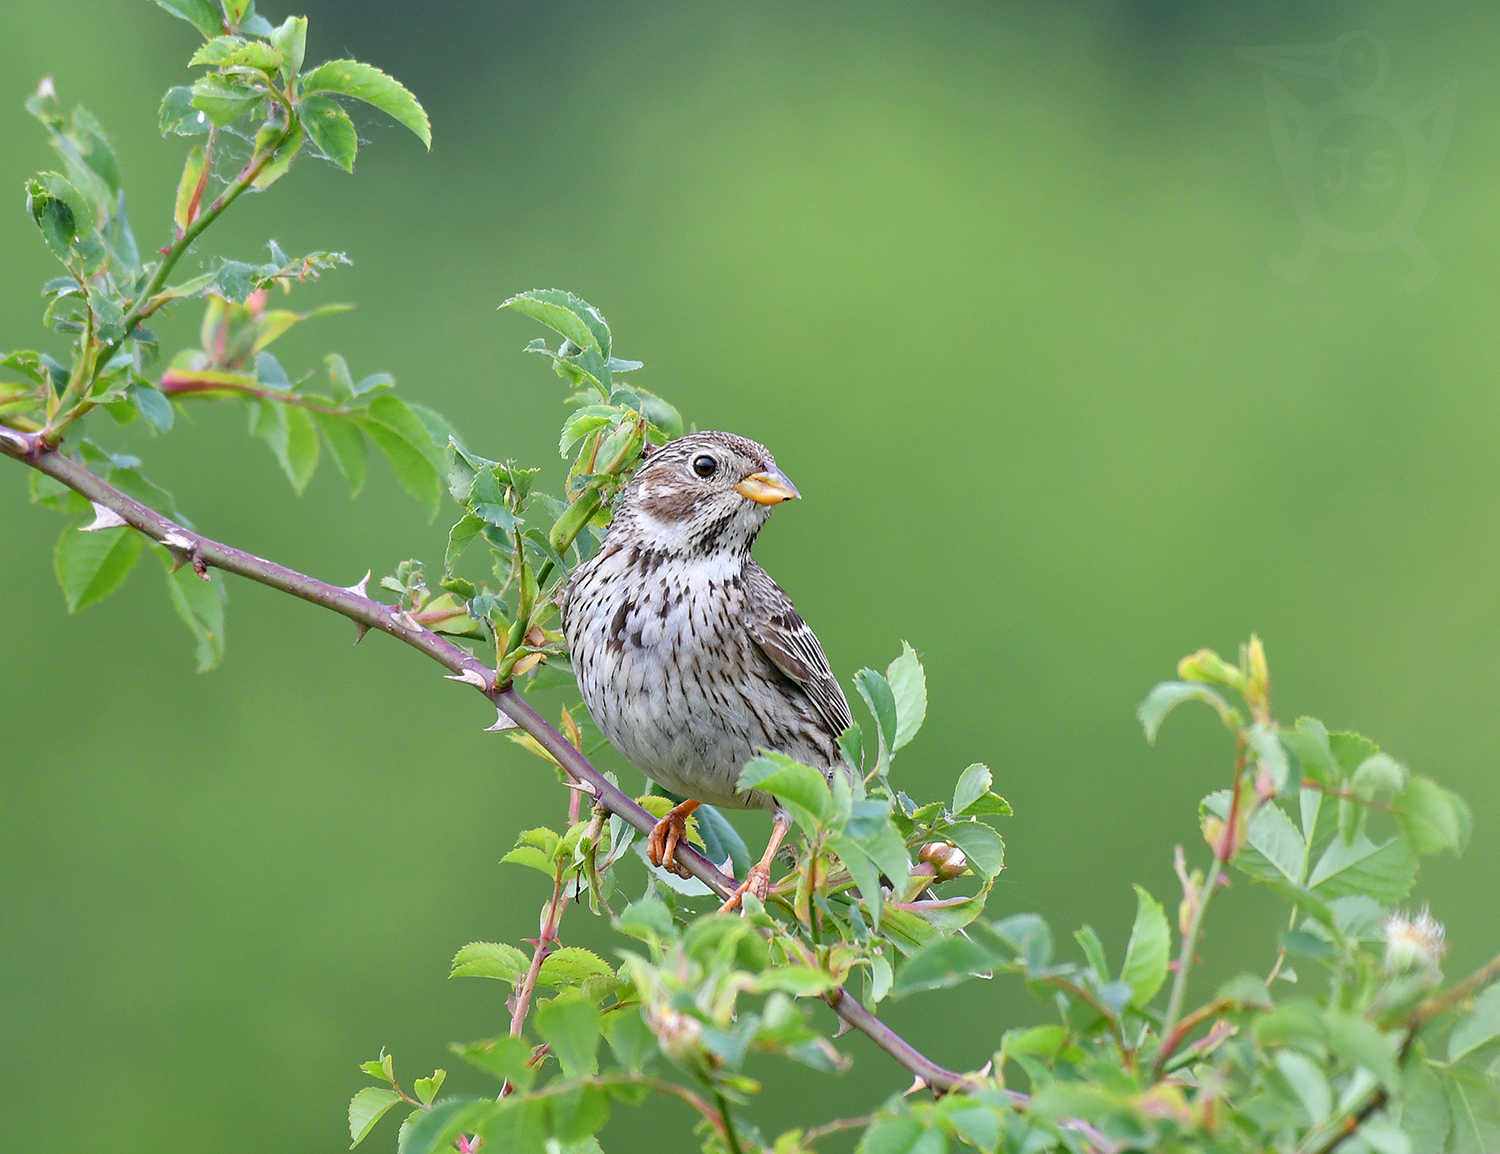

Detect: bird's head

[613,430,799,557]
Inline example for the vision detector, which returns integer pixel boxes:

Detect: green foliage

[5,10,1500,1154]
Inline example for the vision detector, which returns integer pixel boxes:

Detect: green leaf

[1448,983,1500,1063]
[189,75,263,127]
[756,965,839,996]
[501,289,610,355]
[885,642,927,751]
[269,16,307,78]
[450,941,528,983]
[500,845,555,876]
[313,412,369,497]
[1137,680,1237,742]
[535,993,600,1078]
[1283,718,1341,786]
[301,95,358,172]
[348,1087,402,1147]
[26,173,94,259]
[1324,1008,1399,1093]
[159,85,210,136]
[941,821,1005,879]
[1075,925,1109,983]
[174,145,206,231]
[190,36,283,72]
[1329,731,1380,775]
[1307,834,1417,904]
[537,947,615,990]
[165,560,227,672]
[739,752,833,833]
[55,522,141,611]
[400,1098,497,1154]
[151,0,222,36]
[844,799,912,883]
[1119,885,1169,1008]
[857,1117,929,1154]
[952,763,992,816]
[990,912,1052,973]
[694,803,750,879]
[128,381,174,432]
[1274,1050,1332,1125]
[412,1070,445,1107]
[829,836,883,929]
[1394,775,1472,856]
[1240,802,1308,887]
[450,1036,533,1087]
[1352,753,1408,798]
[616,896,673,942]
[604,1006,657,1072]
[891,935,999,997]
[299,60,431,148]
[854,669,898,759]
[1248,721,1290,794]
[356,395,444,517]
[282,403,319,494]
[250,118,303,190]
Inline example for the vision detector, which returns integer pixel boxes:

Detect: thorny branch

[0,428,978,1095]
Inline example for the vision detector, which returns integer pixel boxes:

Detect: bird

[559,430,852,913]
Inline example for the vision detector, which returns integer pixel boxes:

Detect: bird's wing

[743,560,854,738]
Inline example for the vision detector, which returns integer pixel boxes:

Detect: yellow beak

[735,468,801,506]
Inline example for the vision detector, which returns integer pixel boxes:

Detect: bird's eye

[691,455,718,478]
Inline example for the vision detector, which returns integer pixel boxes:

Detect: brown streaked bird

[559,431,852,912]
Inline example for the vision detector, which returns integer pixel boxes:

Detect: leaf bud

[1178,648,1245,691]
[918,842,968,881]
[1243,635,1270,717]
[549,487,602,553]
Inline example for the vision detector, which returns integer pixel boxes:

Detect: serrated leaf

[941,820,1005,879]
[348,1087,402,1147]
[952,763,992,816]
[1448,984,1500,1063]
[829,835,883,930]
[300,60,431,148]
[269,16,307,77]
[356,395,444,517]
[885,641,927,751]
[189,75,262,127]
[301,95,358,172]
[55,522,141,611]
[500,845,555,876]
[535,993,600,1078]
[1275,1050,1332,1125]
[151,0,222,37]
[537,947,614,990]
[1137,680,1237,742]
[412,1069,445,1107]
[164,557,227,672]
[190,36,283,72]
[313,411,368,497]
[1394,775,1472,856]
[1282,718,1341,786]
[159,85,211,136]
[891,934,999,997]
[500,289,610,355]
[854,669,898,758]
[400,1098,497,1154]
[450,941,528,983]
[844,798,911,883]
[282,403,319,493]
[1325,1008,1399,1093]
[1307,834,1416,904]
[738,752,833,834]
[1119,885,1169,1008]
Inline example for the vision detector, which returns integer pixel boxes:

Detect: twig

[1153,996,1233,1078]
[803,1115,875,1145]
[714,1091,745,1154]
[0,430,980,1098]
[510,856,568,1037]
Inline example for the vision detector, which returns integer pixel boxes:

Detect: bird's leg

[646,799,700,879]
[718,809,793,914]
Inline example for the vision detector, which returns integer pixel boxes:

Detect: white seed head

[1383,906,1446,974]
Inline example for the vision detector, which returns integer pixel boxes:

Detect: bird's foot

[717,861,771,914]
[646,805,696,879]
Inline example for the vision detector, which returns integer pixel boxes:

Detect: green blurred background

[3,1,1499,1149]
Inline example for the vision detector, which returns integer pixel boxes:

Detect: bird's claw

[717,862,771,914]
[646,811,695,879]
